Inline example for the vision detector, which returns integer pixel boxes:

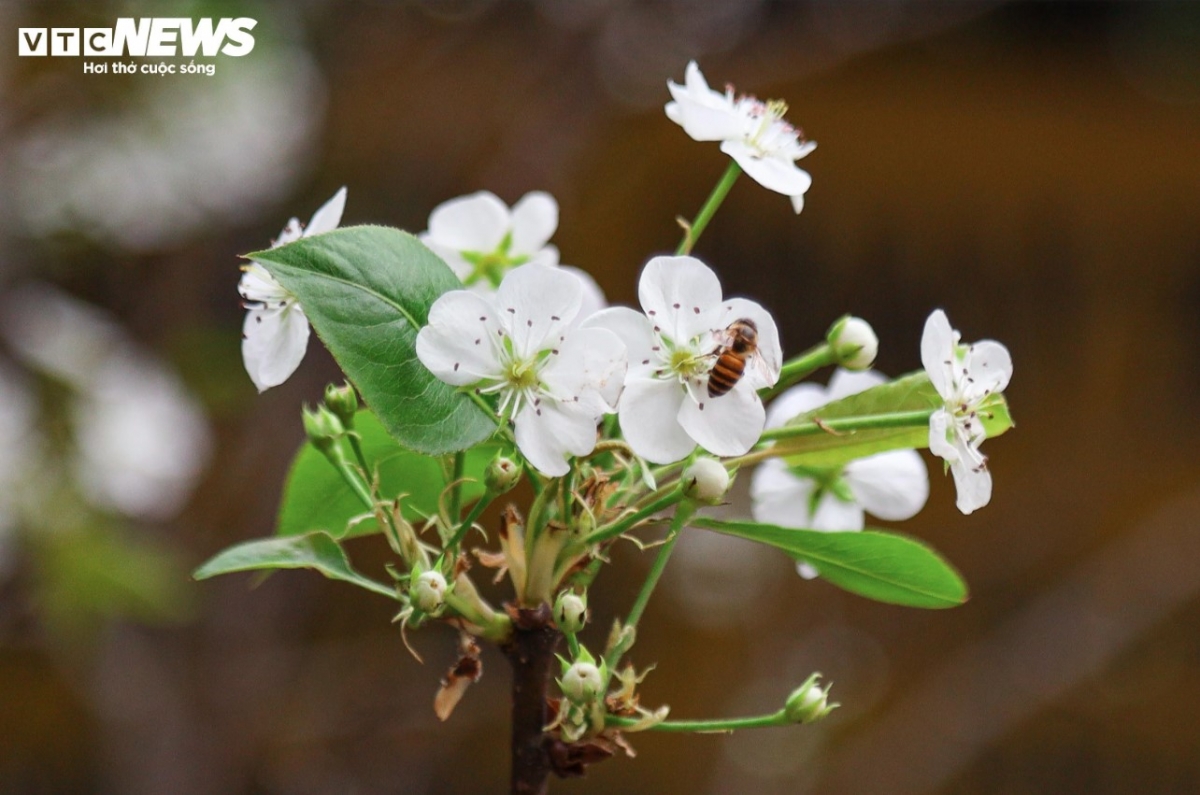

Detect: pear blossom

[751,369,929,578]
[416,264,626,476]
[921,309,1013,515]
[666,61,816,213]
[419,191,606,318]
[239,187,347,392]
[587,256,781,464]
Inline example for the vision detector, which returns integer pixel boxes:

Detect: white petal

[921,310,956,400]
[677,379,763,457]
[426,191,510,253]
[963,340,1013,403]
[514,400,598,477]
[584,307,657,378]
[824,368,887,402]
[620,377,694,464]
[721,141,813,196]
[305,187,346,237]
[560,266,608,324]
[415,291,503,386]
[495,264,582,358]
[765,383,828,429]
[845,449,929,521]
[790,193,805,214]
[540,327,627,413]
[928,408,958,463]
[242,303,309,392]
[637,255,723,345]
[421,238,474,282]
[808,492,866,532]
[715,297,781,387]
[238,262,288,303]
[510,191,558,255]
[527,245,560,268]
[950,458,992,515]
[750,458,817,527]
[274,217,304,247]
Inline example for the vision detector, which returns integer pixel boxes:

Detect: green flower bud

[784,673,838,724]
[302,405,344,452]
[560,660,604,704]
[323,382,358,426]
[553,591,588,633]
[412,570,448,613]
[683,457,730,504]
[827,315,878,371]
[484,453,521,494]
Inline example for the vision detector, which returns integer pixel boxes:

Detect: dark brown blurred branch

[503,604,561,795]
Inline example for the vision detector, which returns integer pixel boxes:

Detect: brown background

[3,1,1200,793]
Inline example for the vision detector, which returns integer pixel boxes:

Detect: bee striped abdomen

[707,352,746,397]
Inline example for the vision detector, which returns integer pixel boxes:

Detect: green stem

[322,446,374,511]
[449,451,465,520]
[677,161,742,256]
[606,710,789,733]
[759,409,934,443]
[760,343,837,402]
[584,485,684,545]
[604,503,695,678]
[448,489,496,550]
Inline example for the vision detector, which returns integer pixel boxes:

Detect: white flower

[419,190,607,318]
[828,315,878,370]
[587,256,781,464]
[416,264,626,476]
[921,309,1013,515]
[666,61,816,213]
[239,187,347,392]
[751,369,928,579]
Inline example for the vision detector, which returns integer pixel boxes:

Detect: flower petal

[495,264,582,358]
[750,458,816,527]
[510,191,558,255]
[515,400,598,477]
[677,378,763,457]
[824,368,887,402]
[764,383,828,429]
[845,449,929,521]
[238,263,289,303]
[720,141,813,196]
[305,187,347,237]
[415,291,503,386]
[921,310,957,401]
[715,296,782,387]
[963,340,1012,403]
[637,255,724,345]
[242,303,309,392]
[928,408,959,463]
[540,327,627,413]
[584,307,657,378]
[426,191,510,253]
[620,377,695,464]
[560,266,608,324]
[790,193,805,214]
[808,491,867,532]
[420,238,473,282]
[950,457,992,515]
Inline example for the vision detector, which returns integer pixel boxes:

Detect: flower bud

[302,405,344,452]
[412,570,448,613]
[784,673,838,724]
[827,316,878,370]
[553,591,588,633]
[561,660,604,704]
[484,453,521,494]
[323,382,358,426]
[683,457,730,504]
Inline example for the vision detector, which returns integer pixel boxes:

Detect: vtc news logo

[18,18,257,57]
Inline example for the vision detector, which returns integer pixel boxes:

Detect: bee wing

[745,349,776,390]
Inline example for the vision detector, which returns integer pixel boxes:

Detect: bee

[707,318,759,397]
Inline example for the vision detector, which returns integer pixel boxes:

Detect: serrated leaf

[774,371,1013,468]
[691,517,968,609]
[249,226,495,455]
[193,531,396,599]
[278,409,494,539]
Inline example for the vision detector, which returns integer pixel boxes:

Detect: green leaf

[249,226,495,455]
[775,371,1013,468]
[690,517,968,609]
[193,531,396,599]
[278,409,493,539]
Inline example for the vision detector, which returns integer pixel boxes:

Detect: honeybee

[707,318,759,397]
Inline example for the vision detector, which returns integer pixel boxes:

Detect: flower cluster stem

[606,710,789,733]
[677,161,742,255]
[760,342,837,401]
[584,484,684,546]
[502,605,561,795]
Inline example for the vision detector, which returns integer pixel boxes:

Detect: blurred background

[2,1,1200,792]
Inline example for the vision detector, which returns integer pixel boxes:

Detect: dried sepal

[434,633,483,721]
